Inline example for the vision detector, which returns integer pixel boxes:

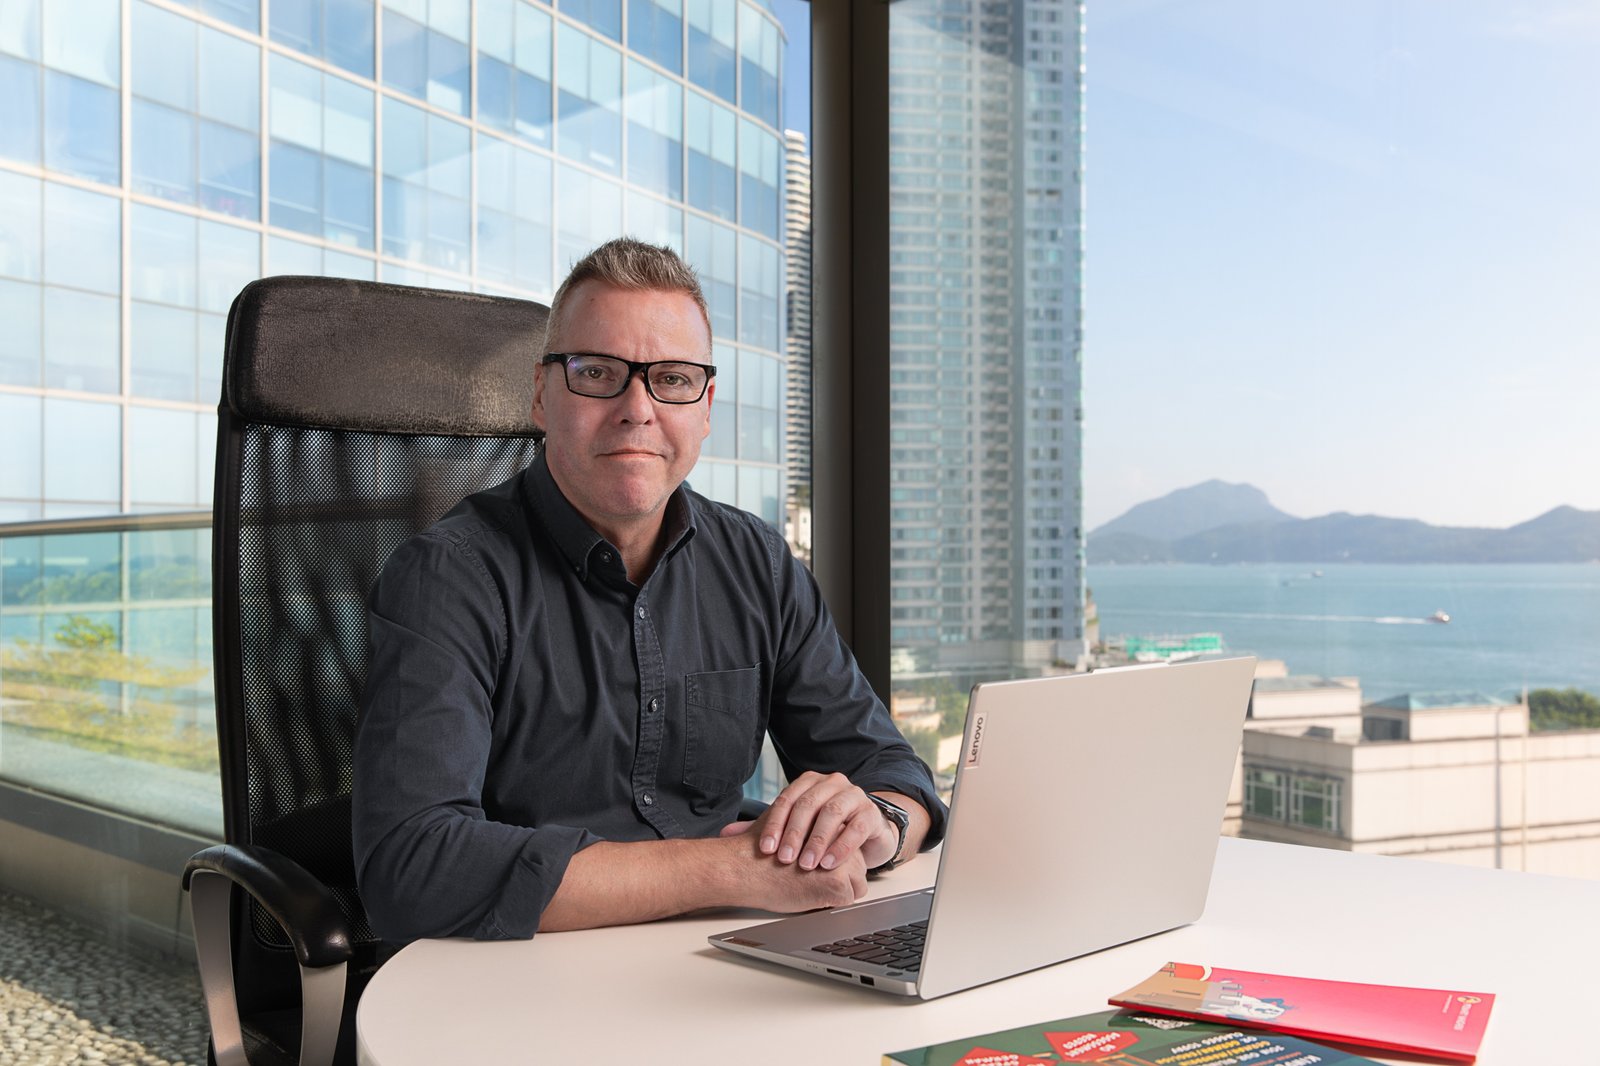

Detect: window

[561,0,621,42]
[685,92,736,221]
[685,0,734,103]
[271,0,374,77]
[1243,767,1285,822]
[556,25,623,174]
[382,0,469,114]
[1289,776,1342,834]
[626,60,684,200]
[476,0,552,145]
[476,133,553,295]
[737,2,779,128]
[132,4,262,218]
[382,98,471,272]
[628,0,682,73]
[737,118,780,238]
[268,54,375,248]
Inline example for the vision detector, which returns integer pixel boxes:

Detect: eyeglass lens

[562,354,709,403]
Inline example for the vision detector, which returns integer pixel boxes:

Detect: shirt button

[601,551,613,563]
[641,793,655,806]
[647,698,658,713]
[636,606,646,619]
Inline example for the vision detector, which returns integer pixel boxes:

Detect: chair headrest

[223,276,549,437]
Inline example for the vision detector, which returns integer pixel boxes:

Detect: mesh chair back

[213,277,548,961]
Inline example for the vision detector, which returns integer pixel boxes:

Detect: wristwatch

[867,794,911,874]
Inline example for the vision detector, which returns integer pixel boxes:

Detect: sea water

[1087,563,1600,703]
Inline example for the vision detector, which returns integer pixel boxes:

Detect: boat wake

[1134,609,1432,626]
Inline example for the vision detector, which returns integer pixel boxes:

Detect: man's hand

[720,771,899,874]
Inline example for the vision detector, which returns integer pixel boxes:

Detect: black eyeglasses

[542,353,716,404]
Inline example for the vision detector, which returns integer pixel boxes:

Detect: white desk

[357,838,1599,1064]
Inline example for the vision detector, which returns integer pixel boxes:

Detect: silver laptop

[708,656,1256,999]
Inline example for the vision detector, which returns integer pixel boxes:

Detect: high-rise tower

[885,0,1086,689]
[782,128,813,562]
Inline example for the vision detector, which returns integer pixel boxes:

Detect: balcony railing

[0,512,220,839]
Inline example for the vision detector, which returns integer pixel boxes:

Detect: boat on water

[1427,610,1451,624]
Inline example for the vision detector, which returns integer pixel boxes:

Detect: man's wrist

[866,794,910,873]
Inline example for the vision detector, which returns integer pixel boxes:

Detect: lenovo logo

[965,711,987,767]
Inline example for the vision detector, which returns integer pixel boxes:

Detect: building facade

[885,0,1086,692]
[0,0,790,530]
[1235,684,1600,879]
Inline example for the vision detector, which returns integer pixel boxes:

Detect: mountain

[1088,485,1600,564]
[1090,480,1295,542]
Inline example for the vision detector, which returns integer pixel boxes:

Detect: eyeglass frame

[540,353,718,404]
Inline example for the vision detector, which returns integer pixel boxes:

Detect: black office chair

[182,276,549,1066]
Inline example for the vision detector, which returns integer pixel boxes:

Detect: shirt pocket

[682,665,763,793]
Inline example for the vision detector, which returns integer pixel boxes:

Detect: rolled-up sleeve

[352,535,599,943]
[766,540,949,850]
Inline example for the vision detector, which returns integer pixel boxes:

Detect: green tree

[1528,688,1600,732]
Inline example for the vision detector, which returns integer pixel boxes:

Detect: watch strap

[866,794,910,874]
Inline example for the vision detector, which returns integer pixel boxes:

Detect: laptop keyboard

[810,920,928,972]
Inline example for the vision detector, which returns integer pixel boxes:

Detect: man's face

[532,281,714,541]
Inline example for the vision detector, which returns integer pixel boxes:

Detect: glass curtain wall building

[0,0,791,530]
[886,0,1087,709]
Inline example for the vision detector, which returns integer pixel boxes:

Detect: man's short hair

[545,237,712,352]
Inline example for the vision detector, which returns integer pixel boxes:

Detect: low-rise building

[1237,691,1600,879]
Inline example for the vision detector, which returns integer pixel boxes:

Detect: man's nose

[616,369,656,421]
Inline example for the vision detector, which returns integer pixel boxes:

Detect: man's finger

[719,819,755,837]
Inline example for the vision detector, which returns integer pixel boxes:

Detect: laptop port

[826,969,849,978]
[860,976,875,987]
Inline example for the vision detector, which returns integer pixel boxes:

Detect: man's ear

[700,380,715,438]
[531,362,548,431]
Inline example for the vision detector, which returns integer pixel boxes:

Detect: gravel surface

[0,891,209,1065]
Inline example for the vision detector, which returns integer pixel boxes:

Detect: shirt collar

[524,446,699,584]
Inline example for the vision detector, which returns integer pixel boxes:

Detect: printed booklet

[1108,963,1493,1063]
[883,1008,1388,1066]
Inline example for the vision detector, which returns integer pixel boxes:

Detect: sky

[1082,0,1600,530]
[770,0,1600,531]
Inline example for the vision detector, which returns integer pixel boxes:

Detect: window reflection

[561,0,621,41]
[555,162,622,270]
[382,0,469,114]
[556,25,623,174]
[0,54,41,165]
[268,54,374,248]
[128,407,200,507]
[628,0,682,73]
[382,98,471,271]
[0,393,43,502]
[686,92,736,221]
[738,2,780,128]
[43,398,120,505]
[476,0,552,145]
[476,133,553,293]
[685,214,736,339]
[686,0,735,103]
[624,189,683,253]
[738,234,779,349]
[271,0,374,77]
[626,60,683,200]
[43,71,119,185]
[738,118,781,238]
[0,278,42,387]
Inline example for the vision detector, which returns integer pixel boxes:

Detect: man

[353,238,945,943]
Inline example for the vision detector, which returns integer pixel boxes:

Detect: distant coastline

[1088,481,1600,565]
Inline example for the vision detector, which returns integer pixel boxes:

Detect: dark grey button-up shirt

[352,450,946,943]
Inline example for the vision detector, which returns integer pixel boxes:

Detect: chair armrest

[184,844,352,1066]
[183,844,353,969]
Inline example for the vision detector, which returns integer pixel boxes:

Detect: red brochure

[1109,962,1494,1063]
